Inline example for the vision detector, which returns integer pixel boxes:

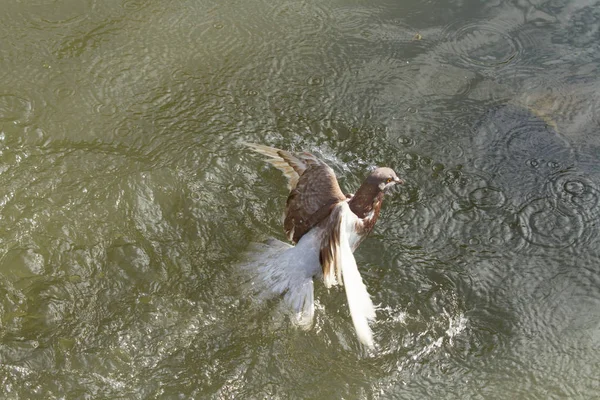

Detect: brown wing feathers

[246,143,347,243]
[244,143,306,190]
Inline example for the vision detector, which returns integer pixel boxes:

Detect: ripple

[81,52,159,117]
[351,17,438,60]
[0,248,46,278]
[468,77,516,104]
[393,199,437,249]
[438,167,519,249]
[553,4,600,51]
[450,199,479,223]
[267,1,332,37]
[375,267,470,365]
[383,61,476,107]
[381,68,480,145]
[517,198,585,249]
[439,18,523,70]
[186,17,255,74]
[472,105,576,195]
[388,182,490,254]
[547,172,600,225]
[468,186,506,210]
[518,85,600,145]
[19,0,92,28]
[524,257,600,356]
[417,62,477,98]
[121,0,149,11]
[443,168,492,199]
[514,152,599,249]
[170,3,275,95]
[436,17,548,85]
[0,94,35,125]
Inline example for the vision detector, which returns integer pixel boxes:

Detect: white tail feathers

[338,204,376,348]
[285,279,315,329]
[341,252,376,347]
[240,235,322,329]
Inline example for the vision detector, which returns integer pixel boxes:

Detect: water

[1,0,599,398]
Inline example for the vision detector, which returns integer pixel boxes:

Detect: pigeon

[244,143,403,347]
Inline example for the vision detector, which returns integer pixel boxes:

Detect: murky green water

[1,0,599,398]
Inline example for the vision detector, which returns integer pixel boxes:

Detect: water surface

[1,0,599,398]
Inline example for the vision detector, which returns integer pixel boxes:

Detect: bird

[243,143,403,347]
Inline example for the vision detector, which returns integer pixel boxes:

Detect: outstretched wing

[245,143,347,243]
[320,202,376,348]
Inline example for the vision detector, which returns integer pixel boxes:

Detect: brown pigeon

[245,143,403,347]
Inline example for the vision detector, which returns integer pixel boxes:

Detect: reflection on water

[1,0,600,398]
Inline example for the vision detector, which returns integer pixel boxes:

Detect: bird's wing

[245,143,347,243]
[320,202,375,348]
[244,143,306,191]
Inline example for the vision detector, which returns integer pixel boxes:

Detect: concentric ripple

[548,172,600,221]
[518,198,585,248]
[439,18,523,70]
[514,169,600,250]
[440,167,516,249]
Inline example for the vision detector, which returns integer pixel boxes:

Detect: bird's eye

[386,178,392,183]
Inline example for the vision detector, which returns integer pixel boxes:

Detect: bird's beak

[394,177,404,185]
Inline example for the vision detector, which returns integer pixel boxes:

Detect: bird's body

[243,143,402,347]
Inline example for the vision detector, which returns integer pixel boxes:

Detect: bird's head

[367,167,404,192]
